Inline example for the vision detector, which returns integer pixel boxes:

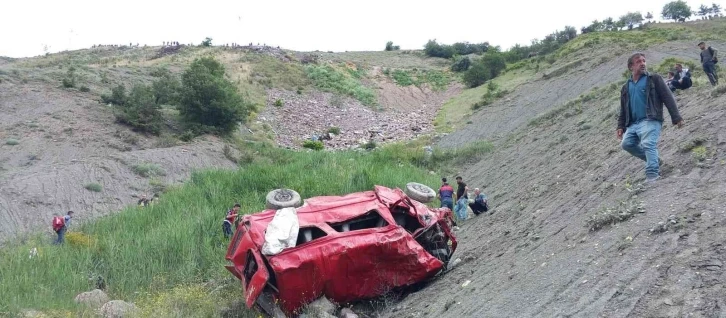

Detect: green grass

[389,69,451,90]
[0,140,492,316]
[131,163,167,178]
[5,138,19,146]
[305,64,378,106]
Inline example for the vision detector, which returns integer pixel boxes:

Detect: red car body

[225,185,457,316]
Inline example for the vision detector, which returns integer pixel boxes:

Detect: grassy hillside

[0,139,492,316]
[434,19,726,133]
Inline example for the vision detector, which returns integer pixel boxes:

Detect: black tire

[404,182,436,203]
[265,189,302,210]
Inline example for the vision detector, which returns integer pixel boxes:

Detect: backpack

[709,46,718,63]
[52,216,65,232]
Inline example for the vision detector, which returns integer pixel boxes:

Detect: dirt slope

[0,80,237,243]
[384,42,726,317]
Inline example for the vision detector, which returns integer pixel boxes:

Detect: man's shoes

[646,175,661,183]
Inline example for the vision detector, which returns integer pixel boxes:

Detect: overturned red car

[225,183,457,317]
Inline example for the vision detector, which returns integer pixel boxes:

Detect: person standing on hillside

[223,203,240,239]
[453,176,469,221]
[438,178,455,210]
[617,53,684,183]
[698,42,718,86]
[52,211,74,245]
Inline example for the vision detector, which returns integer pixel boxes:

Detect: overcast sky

[0,0,719,58]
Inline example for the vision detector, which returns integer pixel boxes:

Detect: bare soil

[0,80,236,243]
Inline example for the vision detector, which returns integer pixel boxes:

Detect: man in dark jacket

[669,63,692,92]
[698,41,719,86]
[617,53,684,183]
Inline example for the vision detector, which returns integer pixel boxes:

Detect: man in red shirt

[223,203,240,239]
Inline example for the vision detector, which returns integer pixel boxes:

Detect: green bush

[61,66,76,88]
[102,85,128,106]
[463,53,507,88]
[274,99,284,107]
[84,183,102,192]
[178,57,251,135]
[302,140,324,150]
[201,37,212,47]
[385,41,400,51]
[132,163,167,177]
[327,126,341,135]
[79,86,90,92]
[152,72,181,105]
[6,138,19,145]
[451,56,471,72]
[114,84,164,135]
[423,40,456,59]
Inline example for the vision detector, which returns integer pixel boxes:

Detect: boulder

[74,289,109,309]
[303,296,337,318]
[339,307,360,318]
[100,300,139,318]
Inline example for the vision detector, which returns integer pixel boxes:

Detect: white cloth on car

[261,207,300,255]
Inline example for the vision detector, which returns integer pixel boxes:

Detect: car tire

[265,188,302,210]
[404,182,436,203]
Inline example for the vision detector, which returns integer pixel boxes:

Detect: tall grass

[0,140,491,316]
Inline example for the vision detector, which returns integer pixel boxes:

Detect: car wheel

[265,188,302,210]
[404,182,436,203]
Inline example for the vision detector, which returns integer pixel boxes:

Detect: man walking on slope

[698,41,719,86]
[617,53,684,183]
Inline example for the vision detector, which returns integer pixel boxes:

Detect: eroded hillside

[0,45,455,243]
[385,23,726,318]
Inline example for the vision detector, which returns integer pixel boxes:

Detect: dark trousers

[223,222,232,238]
[704,61,719,86]
[669,78,692,91]
[54,227,67,244]
[469,202,489,215]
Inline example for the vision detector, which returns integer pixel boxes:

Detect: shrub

[363,140,377,150]
[385,41,400,51]
[84,183,103,192]
[61,66,76,88]
[152,72,181,105]
[423,40,456,59]
[463,53,507,88]
[132,163,166,178]
[302,140,324,150]
[102,85,128,106]
[451,56,471,72]
[114,84,164,134]
[79,86,90,92]
[274,99,284,107]
[201,37,212,47]
[327,126,341,135]
[178,57,251,135]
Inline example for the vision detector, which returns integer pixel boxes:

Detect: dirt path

[383,41,726,318]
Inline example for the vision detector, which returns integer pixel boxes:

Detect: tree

[713,3,722,16]
[423,40,456,59]
[602,17,616,31]
[451,56,471,72]
[178,57,249,134]
[619,12,644,29]
[152,71,181,105]
[463,53,506,88]
[385,41,400,51]
[698,4,713,18]
[662,0,693,21]
[645,12,654,21]
[114,84,164,134]
[201,37,213,47]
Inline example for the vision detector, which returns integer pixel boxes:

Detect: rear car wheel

[405,182,436,203]
[265,188,302,210]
